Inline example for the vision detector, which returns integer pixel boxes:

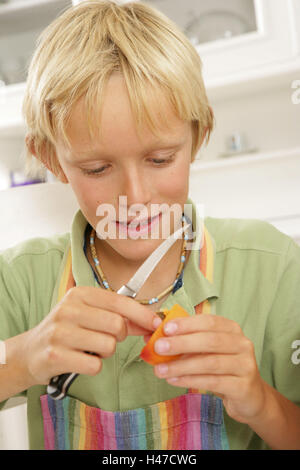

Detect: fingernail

[164,321,177,335]
[153,317,162,329]
[155,339,170,353]
[157,364,168,376]
[167,377,179,383]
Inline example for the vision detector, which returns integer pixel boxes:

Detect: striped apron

[40,226,229,450]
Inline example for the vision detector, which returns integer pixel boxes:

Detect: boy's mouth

[115,213,162,233]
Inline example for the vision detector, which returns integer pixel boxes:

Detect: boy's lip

[116,213,162,226]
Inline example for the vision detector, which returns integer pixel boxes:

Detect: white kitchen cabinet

[199,0,300,85]
[0,0,72,182]
[0,1,72,85]
[0,0,299,130]
[1,0,299,133]
[0,0,71,133]
[139,0,300,95]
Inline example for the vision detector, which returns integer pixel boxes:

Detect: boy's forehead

[63,87,190,154]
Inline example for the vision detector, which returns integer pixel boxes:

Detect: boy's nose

[120,167,152,208]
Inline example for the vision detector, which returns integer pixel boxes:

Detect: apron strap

[57,248,76,302]
[189,225,217,394]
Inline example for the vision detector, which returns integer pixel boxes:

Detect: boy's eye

[81,157,173,176]
[151,158,171,164]
[82,166,108,175]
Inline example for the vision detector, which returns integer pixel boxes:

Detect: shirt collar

[71,209,96,287]
[69,197,219,313]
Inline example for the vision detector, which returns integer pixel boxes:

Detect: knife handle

[47,372,78,400]
[47,351,97,400]
[47,271,152,399]
[47,285,132,399]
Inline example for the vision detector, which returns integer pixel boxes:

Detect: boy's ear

[190,126,210,163]
[25,135,69,184]
[197,106,214,151]
[200,126,208,147]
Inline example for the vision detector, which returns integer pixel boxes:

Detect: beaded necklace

[89,215,189,305]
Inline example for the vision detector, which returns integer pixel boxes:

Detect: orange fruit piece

[140,303,189,365]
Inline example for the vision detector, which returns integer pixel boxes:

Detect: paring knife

[47,220,191,400]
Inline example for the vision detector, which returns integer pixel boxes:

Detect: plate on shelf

[185,9,254,46]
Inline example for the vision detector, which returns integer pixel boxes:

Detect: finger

[154,354,243,379]
[154,331,247,356]
[61,301,156,338]
[74,286,158,332]
[67,306,128,341]
[163,314,242,337]
[50,323,118,358]
[47,346,102,377]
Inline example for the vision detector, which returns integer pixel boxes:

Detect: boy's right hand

[21,286,160,386]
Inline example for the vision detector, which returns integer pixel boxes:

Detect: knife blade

[116,221,191,297]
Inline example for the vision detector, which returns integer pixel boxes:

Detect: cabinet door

[136,0,300,83]
[198,0,300,83]
[0,0,72,86]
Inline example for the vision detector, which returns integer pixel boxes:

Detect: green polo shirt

[0,197,300,450]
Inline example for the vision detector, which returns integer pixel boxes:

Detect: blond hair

[23,0,214,178]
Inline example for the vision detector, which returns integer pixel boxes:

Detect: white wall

[0,399,28,450]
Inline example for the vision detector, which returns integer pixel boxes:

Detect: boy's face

[54,73,193,262]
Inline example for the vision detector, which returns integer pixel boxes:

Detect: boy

[0,0,300,450]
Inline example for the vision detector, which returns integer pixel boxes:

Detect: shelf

[0,0,71,36]
[192,145,300,171]
[205,56,300,103]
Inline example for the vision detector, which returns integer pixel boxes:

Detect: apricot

[140,303,189,365]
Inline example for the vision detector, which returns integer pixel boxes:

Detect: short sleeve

[260,238,300,406]
[0,254,30,410]
[0,254,29,342]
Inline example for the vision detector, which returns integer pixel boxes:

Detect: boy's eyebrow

[145,140,186,153]
[74,140,186,161]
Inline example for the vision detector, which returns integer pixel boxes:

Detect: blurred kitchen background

[0,0,299,449]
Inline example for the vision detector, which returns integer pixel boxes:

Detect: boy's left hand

[151,314,267,425]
